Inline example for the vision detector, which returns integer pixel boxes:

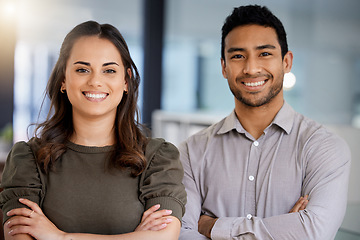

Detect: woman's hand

[289,195,309,213]
[6,198,65,240]
[135,204,174,231]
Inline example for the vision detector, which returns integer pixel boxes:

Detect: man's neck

[234,98,284,140]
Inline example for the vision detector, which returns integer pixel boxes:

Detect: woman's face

[62,36,128,121]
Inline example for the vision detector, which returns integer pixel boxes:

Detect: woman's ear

[125,68,131,92]
[60,81,66,93]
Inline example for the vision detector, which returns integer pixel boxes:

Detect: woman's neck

[70,113,116,147]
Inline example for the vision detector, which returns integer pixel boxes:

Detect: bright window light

[283,72,296,90]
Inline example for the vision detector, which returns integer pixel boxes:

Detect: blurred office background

[0,0,359,239]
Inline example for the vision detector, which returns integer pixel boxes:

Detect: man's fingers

[289,195,309,213]
[300,199,309,210]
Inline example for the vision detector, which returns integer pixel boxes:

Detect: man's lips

[243,80,266,87]
[237,74,271,88]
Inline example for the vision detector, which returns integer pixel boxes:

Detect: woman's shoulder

[6,138,39,166]
[145,138,179,163]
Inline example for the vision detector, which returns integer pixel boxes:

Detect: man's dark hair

[221,5,288,60]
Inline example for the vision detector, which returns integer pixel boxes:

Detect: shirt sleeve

[0,141,44,224]
[179,141,209,240]
[139,138,187,223]
[211,131,351,240]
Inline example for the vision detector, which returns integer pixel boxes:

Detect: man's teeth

[244,81,265,87]
[85,93,107,99]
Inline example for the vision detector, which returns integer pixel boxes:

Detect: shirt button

[249,175,255,181]
[246,214,252,220]
[253,141,259,147]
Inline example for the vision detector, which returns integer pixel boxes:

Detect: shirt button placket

[245,140,260,220]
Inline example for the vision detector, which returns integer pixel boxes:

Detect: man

[179,5,351,240]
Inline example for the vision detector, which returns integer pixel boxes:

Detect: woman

[0,21,186,240]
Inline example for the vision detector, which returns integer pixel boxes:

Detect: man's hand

[198,214,218,238]
[289,195,309,213]
[197,195,308,238]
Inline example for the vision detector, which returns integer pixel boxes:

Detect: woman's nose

[87,73,103,87]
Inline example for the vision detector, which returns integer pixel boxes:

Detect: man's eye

[260,52,271,57]
[76,68,89,73]
[231,54,244,59]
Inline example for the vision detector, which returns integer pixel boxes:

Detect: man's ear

[221,58,227,79]
[283,51,293,73]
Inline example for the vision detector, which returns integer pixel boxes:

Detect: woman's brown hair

[35,21,148,177]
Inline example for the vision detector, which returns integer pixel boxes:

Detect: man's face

[221,24,292,108]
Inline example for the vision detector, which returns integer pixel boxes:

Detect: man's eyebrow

[256,44,276,50]
[227,47,246,53]
[227,45,276,53]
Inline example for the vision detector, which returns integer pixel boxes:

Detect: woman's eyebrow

[73,61,119,67]
[103,62,119,67]
[74,61,90,66]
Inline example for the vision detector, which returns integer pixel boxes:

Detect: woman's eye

[104,69,116,74]
[76,68,89,73]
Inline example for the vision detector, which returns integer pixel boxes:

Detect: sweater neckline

[66,141,115,153]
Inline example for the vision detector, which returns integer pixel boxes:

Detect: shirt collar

[270,101,295,134]
[217,102,295,135]
[217,110,245,135]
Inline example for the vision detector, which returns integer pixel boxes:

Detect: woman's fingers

[145,216,174,231]
[142,209,172,225]
[7,208,35,218]
[141,204,161,221]
[135,204,174,231]
[6,216,32,228]
[19,198,43,214]
[7,198,43,218]
[8,225,32,236]
[137,216,174,231]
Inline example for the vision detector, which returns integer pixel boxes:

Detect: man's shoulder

[178,116,229,154]
[292,112,349,152]
[186,117,227,144]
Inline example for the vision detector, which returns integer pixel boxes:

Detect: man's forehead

[224,25,280,51]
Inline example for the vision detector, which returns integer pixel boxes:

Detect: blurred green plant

[0,123,13,143]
